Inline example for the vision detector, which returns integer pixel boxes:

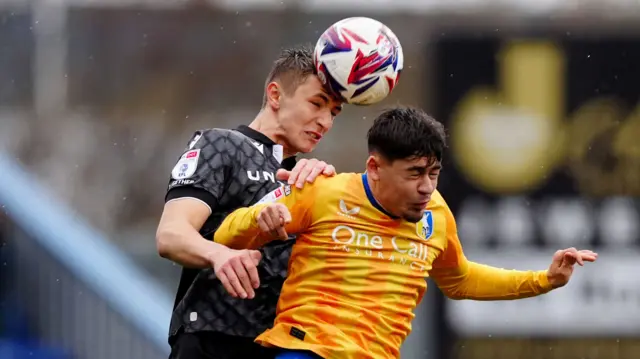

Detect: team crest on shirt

[171,149,200,180]
[416,210,434,240]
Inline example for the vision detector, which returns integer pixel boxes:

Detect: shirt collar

[361,173,399,219]
[235,125,277,145]
[234,125,297,170]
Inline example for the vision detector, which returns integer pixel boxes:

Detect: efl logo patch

[171,149,200,180]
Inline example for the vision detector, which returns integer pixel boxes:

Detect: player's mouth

[306,131,322,143]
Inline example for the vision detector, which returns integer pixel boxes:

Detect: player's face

[278,75,343,153]
[376,156,442,223]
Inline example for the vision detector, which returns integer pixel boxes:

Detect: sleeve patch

[171,149,200,180]
[256,184,290,205]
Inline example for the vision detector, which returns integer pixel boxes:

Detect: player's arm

[208,185,315,300]
[429,204,553,300]
[214,183,315,250]
[157,199,229,268]
[156,130,230,268]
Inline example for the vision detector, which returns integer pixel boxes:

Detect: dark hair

[367,106,447,164]
[262,44,316,107]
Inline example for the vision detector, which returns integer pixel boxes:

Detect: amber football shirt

[214,173,552,359]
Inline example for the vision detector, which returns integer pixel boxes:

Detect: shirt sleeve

[430,202,553,300]
[214,182,317,250]
[165,129,230,212]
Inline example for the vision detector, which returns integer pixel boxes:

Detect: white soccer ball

[314,17,403,105]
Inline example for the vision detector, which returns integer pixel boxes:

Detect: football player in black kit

[156,45,343,359]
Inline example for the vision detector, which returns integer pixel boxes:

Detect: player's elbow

[156,224,180,259]
[441,288,467,300]
[155,230,171,259]
[434,279,469,300]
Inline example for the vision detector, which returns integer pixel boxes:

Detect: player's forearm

[156,223,226,268]
[433,261,553,300]
[214,205,269,249]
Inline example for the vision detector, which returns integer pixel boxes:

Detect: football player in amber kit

[212,107,598,359]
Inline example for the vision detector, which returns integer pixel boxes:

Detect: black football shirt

[165,125,296,342]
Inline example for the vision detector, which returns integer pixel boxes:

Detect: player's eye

[310,101,321,108]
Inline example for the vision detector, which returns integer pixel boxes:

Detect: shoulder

[195,128,237,145]
[307,172,360,191]
[277,173,360,202]
[428,190,451,213]
[170,128,240,176]
[178,128,233,153]
[187,128,255,160]
[191,127,255,144]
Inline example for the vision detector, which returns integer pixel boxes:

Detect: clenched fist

[256,203,292,240]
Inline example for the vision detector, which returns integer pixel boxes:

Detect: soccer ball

[314,17,403,105]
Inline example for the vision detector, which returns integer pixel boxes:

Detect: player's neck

[365,173,397,218]
[248,112,295,158]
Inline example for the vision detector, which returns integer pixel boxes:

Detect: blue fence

[0,152,172,358]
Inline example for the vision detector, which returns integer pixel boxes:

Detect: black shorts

[169,331,278,359]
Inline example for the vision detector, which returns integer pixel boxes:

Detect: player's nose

[317,111,333,132]
[417,177,435,195]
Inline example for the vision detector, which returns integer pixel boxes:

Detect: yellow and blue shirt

[215,173,552,359]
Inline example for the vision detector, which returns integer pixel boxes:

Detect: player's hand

[211,247,262,299]
[546,247,598,288]
[276,158,336,189]
[256,203,291,240]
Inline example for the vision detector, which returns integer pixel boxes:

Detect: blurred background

[1,0,640,358]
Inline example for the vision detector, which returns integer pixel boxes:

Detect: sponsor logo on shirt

[331,225,430,272]
[247,170,277,183]
[337,199,360,220]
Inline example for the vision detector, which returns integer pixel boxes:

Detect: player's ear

[266,82,281,110]
[366,155,382,181]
